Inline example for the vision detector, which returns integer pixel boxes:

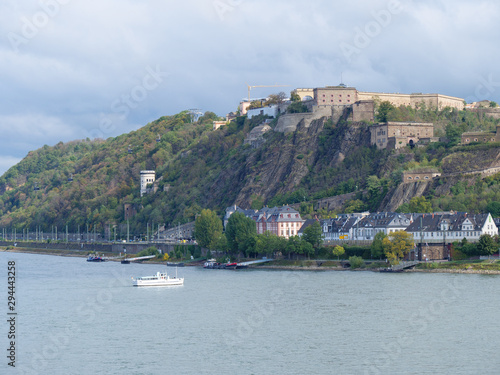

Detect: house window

[408,177,413,180]
[424,176,429,179]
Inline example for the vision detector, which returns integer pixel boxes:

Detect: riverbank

[1,246,94,258]
[3,247,500,274]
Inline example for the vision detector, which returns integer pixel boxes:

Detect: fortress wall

[352,101,374,122]
[358,92,412,107]
[275,107,332,133]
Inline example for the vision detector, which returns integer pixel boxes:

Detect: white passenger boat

[132,269,184,287]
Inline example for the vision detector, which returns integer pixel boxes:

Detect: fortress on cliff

[272,85,464,150]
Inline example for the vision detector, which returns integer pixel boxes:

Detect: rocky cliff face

[210,114,372,208]
[235,117,328,206]
[380,181,430,212]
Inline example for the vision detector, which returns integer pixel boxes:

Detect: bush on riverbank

[418,260,500,272]
[348,256,364,269]
[318,245,372,260]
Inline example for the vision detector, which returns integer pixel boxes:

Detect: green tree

[194,209,223,250]
[382,230,414,265]
[477,234,497,256]
[408,196,432,213]
[255,231,281,257]
[300,238,315,259]
[302,221,323,250]
[371,232,387,259]
[489,101,498,108]
[290,90,301,102]
[376,101,395,122]
[344,199,366,214]
[225,211,257,255]
[285,235,301,259]
[445,123,464,146]
[287,101,308,114]
[332,245,345,260]
[213,233,229,254]
[486,201,500,217]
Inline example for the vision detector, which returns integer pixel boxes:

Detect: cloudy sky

[1,0,500,175]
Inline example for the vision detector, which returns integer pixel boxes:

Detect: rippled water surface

[1,252,499,374]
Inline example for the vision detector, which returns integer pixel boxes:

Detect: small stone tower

[140,170,156,197]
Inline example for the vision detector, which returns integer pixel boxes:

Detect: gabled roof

[322,217,358,233]
[406,212,492,232]
[298,219,319,234]
[357,212,411,229]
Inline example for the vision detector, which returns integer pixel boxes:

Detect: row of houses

[321,211,498,244]
[225,206,499,244]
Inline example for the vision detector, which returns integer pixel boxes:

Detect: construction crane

[246,84,290,101]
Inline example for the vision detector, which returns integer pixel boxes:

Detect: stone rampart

[275,107,332,133]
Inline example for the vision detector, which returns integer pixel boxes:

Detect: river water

[1,252,499,375]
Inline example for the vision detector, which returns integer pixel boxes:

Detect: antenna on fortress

[188,109,203,123]
[339,72,346,88]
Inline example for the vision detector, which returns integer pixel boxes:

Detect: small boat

[203,260,219,269]
[121,259,130,264]
[379,268,404,273]
[87,255,106,262]
[224,262,238,269]
[167,262,185,267]
[132,269,184,287]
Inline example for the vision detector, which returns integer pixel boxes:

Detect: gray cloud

[1,0,500,175]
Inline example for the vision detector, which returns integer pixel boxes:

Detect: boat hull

[133,278,184,287]
[132,271,184,287]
